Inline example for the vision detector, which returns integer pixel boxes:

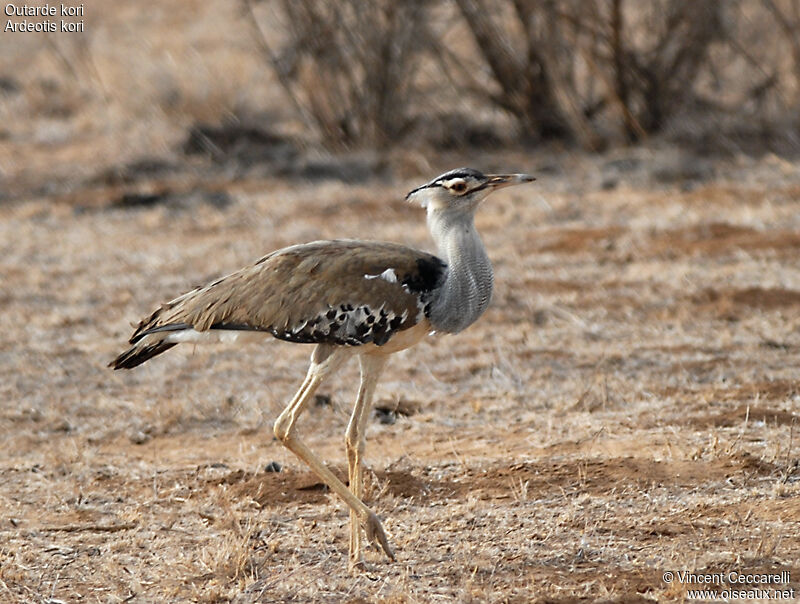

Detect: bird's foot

[348,558,383,581]
[365,510,395,561]
[348,556,368,574]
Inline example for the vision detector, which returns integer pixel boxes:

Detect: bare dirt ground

[1,143,799,602]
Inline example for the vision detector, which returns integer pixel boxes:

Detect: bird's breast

[427,258,493,334]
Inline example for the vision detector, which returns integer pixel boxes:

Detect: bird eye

[449,181,467,194]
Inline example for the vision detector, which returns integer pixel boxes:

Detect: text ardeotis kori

[111,168,535,569]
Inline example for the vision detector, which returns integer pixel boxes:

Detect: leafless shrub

[450,0,604,149]
[677,0,800,153]
[243,0,798,152]
[608,1,724,138]
[450,0,725,148]
[244,0,429,149]
[762,0,800,95]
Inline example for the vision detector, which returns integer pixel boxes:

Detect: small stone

[130,430,150,445]
[314,394,332,407]
[374,408,396,425]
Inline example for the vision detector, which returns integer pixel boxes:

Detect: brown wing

[128,239,446,348]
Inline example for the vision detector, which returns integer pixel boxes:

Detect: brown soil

[2,157,800,603]
[1,5,799,597]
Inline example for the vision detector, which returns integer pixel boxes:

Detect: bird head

[406,168,535,212]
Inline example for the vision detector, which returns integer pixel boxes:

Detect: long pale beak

[484,173,536,190]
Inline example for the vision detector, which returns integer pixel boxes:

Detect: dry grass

[2,148,800,602]
[2,2,800,601]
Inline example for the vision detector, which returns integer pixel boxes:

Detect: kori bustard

[111,168,535,569]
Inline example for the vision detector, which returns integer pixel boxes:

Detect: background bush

[248,0,800,152]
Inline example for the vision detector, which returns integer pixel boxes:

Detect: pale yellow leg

[346,353,388,570]
[273,345,395,563]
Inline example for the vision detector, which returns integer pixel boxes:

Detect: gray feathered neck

[425,205,493,333]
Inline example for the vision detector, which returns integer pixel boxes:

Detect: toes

[365,511,396,561]
[348,558,367,574]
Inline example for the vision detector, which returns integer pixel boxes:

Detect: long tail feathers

[109,341,177,370]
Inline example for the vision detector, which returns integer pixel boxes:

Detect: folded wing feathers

[128,240,446,348]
